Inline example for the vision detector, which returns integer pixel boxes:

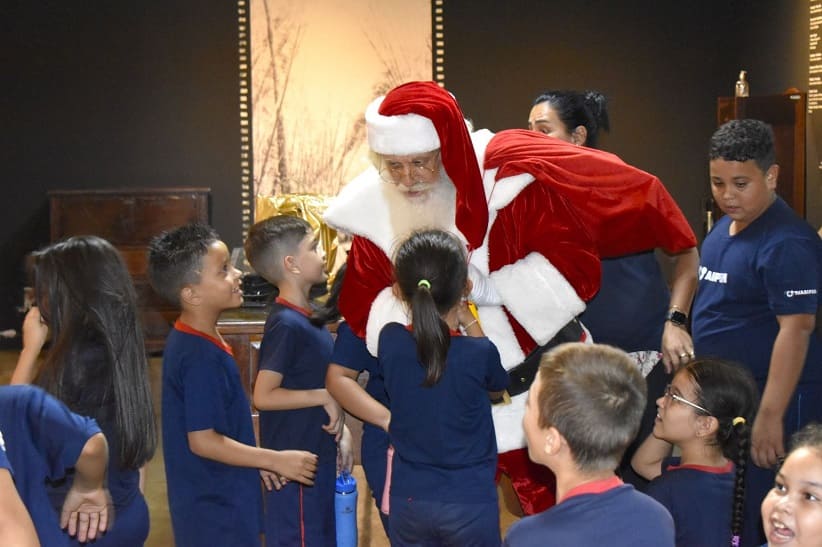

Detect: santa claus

[324,81,696,517]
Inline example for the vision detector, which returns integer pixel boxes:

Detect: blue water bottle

[335,471,358,547]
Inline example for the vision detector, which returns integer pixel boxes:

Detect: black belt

[505,318,585,397]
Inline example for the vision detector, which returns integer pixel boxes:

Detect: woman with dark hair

[529,90,610,148]
[12,235,157,546]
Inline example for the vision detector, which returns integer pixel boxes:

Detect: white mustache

[396,182,434,194]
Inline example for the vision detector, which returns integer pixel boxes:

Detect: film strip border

[433,0,444,86]
[238,0,252,235]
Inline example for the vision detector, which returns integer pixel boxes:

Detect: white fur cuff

[365,287,410,356]
[491,253,585,345]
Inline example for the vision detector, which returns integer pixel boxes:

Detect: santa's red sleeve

[485,129,697,258]
[338,236,405,354]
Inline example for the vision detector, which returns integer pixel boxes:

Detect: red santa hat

[365,81,488,250]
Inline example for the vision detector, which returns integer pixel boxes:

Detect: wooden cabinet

[49,187,210,352]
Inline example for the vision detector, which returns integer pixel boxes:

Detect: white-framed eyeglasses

[379,151,440,185]
[663,384,711,415]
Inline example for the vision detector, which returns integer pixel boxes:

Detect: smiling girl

[761,423,822,546]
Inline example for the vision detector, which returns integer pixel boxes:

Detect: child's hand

[456,299,476,326]
[337,425,354,474]
[21,307,49,353]
[268,450,318,486]
[322,394,345,441]
[260,469,288,491]
[60,485,112,542]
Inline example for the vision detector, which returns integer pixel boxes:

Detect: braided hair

[685,359,759,546]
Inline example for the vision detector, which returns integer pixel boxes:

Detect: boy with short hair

[503,343,674,546]
[244,215,351,546]
[148,223,318,547]
[694,118,822,545]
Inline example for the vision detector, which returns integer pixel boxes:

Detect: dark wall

[0,0,813,341]
[1,1,242,339]
[444,0,810,234]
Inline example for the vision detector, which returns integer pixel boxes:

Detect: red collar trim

[666,460,734,474]
[174,320,234,356]
[275,296,312,317]
[561,475,623,503]
[404,324,462,337]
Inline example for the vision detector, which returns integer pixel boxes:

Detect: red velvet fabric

[496,448,557,515]
[378,81,488,251]
[485,129,697,258]
[338,236,394,339]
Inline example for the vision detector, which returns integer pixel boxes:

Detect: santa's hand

[468,264,502,306]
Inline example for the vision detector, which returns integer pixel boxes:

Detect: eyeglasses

[663,384,711,415]
[379,152,440,185]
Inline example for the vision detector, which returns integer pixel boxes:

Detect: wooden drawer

[49,188,209,245]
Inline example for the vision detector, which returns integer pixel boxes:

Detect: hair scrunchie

[417,279,431,289]
[732,417,746,427]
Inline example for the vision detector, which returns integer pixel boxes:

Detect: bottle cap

[336,471,357,494]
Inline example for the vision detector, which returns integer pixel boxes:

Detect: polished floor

[0,350,522,546]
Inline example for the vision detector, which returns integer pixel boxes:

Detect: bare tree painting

[250,0,432,199]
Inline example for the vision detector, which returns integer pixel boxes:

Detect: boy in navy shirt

[244,215,352,547]
[148,223,318,547]
[694,119,822,545]
[504,343,674,547]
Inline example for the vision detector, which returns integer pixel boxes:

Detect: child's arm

[326,363,390,432]
[0,468,39,547]
[59,432,111,543]
[253,370,344,439]
[752,313,814,467]
[187,429,318,485]
[337,424,354,474]
[10,307,49,385]
[253,370,334,411]
[630,431,672,481]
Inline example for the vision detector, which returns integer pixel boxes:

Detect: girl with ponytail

[378,229,509,545]
[631,358,758,546]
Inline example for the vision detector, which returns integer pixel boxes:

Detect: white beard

[380,174,457,243]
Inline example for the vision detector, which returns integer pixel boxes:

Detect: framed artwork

[239,0,443,235]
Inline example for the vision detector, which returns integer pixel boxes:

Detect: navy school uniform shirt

[161,321,262,547]
[378,322,509,504]
[646,457,735,547]
[580,251,670,352]
[0,385,102,547]
[257,298,336,461]
[503,477,675,547]
[693,197,822,385]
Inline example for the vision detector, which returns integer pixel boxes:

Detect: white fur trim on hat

[366,96,441,155]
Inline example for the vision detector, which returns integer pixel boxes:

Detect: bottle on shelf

[735,70,750,98]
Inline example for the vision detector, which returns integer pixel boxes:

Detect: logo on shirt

[0,430,4,451]
[699,266,728,284]
[785,289,817,298]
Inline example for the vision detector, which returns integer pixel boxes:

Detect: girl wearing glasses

[631,359,759,547]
